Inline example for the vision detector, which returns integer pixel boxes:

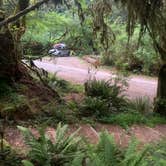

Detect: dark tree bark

[155,42,166,115]
[0,29,22,82]
[155,63,166,115]
[0,0,49,82]
[157,64,166,98]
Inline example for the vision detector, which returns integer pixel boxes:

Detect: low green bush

[0,92,31,120]
[46,74,69,91]
[86,132,148,166]
[0,81,12,98]
[129,97,153,114]
[98,112,147,128]
[18,123,84,166]
[84,79,112,99]
[16,124,166,166]
[84,77,127,116]
[98,112,166,128]
[0,141,22,166]
[154,98,166,116]
[79,97,109,118]
[71,131,166,166]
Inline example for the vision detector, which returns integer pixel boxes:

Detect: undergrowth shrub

[105,23,160,76]
[7,124,166,166]
[79,97,109,118]
[83,77,128,115]
[129,97,153,114]
[85,79,112,99]
[98,111,166,128]
[71,132,153,166]
[45,74,83,94]
[46,74,69,91]
[98,112,147,128]
[154,98,166,116]
[85,77,127,100]
[18,123,84,166]
[87,132,123,166]
[0,81,12,97]
[147,140,166,165]
[0,92,31,120]
[101,54,114,66]
[37,107,68,125]
[0,150,22,166]
[0,139,22,166]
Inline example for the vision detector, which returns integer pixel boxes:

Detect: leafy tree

[88,0,166,115]
[113,0,166,114]
[0,0,64,82]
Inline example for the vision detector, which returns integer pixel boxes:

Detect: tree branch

[0,0,49,27]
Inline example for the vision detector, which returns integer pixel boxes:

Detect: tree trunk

[0,30,22,82]
[155,63,166,115]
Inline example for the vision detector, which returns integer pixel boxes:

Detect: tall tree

[0,0,31,82]
[0,0,51,82]
[113,0,166,114]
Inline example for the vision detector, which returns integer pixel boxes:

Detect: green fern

[129,97,152,114]
[87,131,122,166]
[18,123,84,166]
[120,138,148,166]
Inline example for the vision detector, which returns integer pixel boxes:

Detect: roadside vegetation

[0,0,166,165]
[1,124,166,166]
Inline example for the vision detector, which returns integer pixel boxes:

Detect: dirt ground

[5,124,166,150]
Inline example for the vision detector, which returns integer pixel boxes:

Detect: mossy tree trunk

[0,29,22,82]
[155,41,166,115]
[155,64,166,115]
[0,0,30,82]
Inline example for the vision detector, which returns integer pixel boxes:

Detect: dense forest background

[23,1,160,75]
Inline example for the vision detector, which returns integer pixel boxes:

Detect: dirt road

[34,57,157,100]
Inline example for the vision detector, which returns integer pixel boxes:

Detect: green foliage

[101,54,114,66]
[98,112,147,128]
[18,123,84,166]
[22,9,94,56]
[45,74,69,91]
[147,140,166,166]
[0,81,12,97]
[69,132,166,166]
[44,74,84,94]
[129,97,153,114]
[107,23,160,75]
[0,90,30,119]
[79,97,109,118]
[155,98,166,116]
[22,160,34,166]
[98,111,166,128]
[0,147,22,166]
[86,77,127,99]
[87,131,122,166]
[121,139,148,166]
[85,79,112,99]
[84,77,127,112]
[2,124,166,166]
[85,132,148,166]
